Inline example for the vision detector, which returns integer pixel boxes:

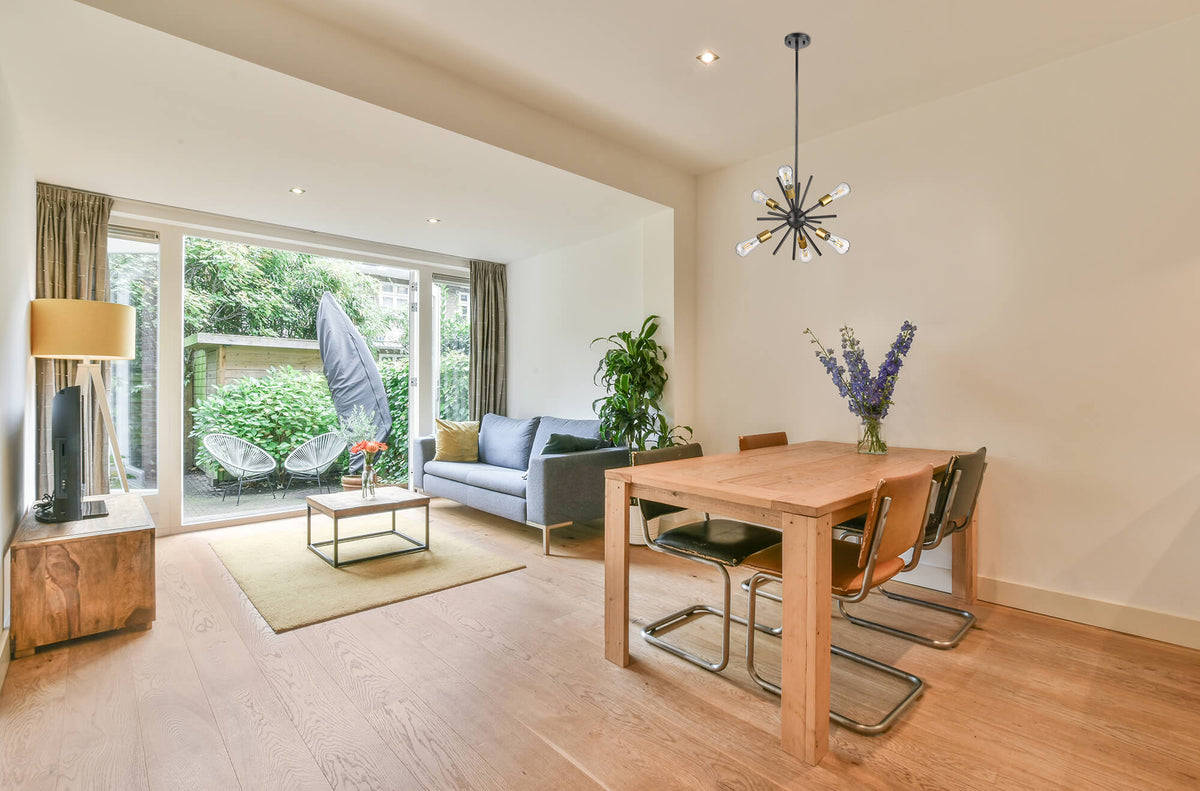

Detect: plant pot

[340,471,379,491]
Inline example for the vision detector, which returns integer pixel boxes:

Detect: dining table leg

[951,511,978,604]
[604,476,632,667]
[780,511,832,765]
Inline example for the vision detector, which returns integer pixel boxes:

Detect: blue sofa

[412,414,629,554]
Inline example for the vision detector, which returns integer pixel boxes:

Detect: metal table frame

[306,491,431,568]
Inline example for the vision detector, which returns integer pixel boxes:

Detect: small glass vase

[361,463,376,499]
[858,417,888,455]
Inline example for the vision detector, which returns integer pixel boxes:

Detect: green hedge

[190,361,411,484]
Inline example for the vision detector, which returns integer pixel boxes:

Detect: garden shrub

[191,363,413,484]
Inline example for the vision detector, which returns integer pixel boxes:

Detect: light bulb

[735,230,772,257]
[752,189,781,211]
[825,232,850,254]
[777,166,795,199]
[819,182,851,206]
[797,235,813,263]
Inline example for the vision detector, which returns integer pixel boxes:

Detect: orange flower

[365,440,380,453]
[350,441,365,454]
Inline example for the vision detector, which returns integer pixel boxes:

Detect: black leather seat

[655,518,784,566]
[631,443,783,673]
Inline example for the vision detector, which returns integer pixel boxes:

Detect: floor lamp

[31,298,137,493]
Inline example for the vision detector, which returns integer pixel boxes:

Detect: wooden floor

[3,500,1199,790]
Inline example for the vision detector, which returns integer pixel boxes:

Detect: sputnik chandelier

[736,32,851,261]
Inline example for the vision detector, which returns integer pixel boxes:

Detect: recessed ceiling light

[697,50,719,65]
[427,217,441,224]
[289,187,306,194]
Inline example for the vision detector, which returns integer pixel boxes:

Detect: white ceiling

[268,0,1200,174]
[0,0,666,262]
[3,0,1196,262]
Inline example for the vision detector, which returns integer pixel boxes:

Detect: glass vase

[361,462,376,498]
[858,417,888,455]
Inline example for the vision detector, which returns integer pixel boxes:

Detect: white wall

[0,63,35,683]
[696,17,1200,647]
[508,223,649,420]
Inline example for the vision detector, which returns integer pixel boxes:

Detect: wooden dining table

[603,440,975,766]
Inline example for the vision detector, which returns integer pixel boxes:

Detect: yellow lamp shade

[30,298,136,360]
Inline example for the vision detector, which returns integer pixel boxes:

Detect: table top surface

[306,486,431,516]
[15,493,155,548]
[606,440,959,517]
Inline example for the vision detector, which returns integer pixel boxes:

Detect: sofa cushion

[531,417,605,462]
[424,460,528,498]
[541,433,603,454]
[478,413,540,471]
[433,419,479,462]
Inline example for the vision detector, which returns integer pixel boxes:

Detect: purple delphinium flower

[804,322,918,421]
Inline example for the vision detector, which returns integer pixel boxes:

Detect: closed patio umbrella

[316,292,392,473]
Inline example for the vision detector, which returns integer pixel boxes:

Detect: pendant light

[736,33,851,261]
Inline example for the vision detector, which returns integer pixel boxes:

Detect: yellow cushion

[433,419,480,462]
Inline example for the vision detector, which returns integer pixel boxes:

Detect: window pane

[434,280,470,421]
[108,233,160,491]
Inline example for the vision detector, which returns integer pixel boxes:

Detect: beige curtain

[468,260,507,420]
[35,183,114,496]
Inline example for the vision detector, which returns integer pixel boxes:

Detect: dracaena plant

[592,315,692,460]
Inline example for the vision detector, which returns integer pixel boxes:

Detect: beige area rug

[209,513,524,632]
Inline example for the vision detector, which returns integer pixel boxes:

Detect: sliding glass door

[181,236,412,522]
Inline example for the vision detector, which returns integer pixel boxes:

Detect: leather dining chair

[632,444,783,673]
[737,431,789,451]
[744,464,935,735]
[836,447,987,649]
[735,431,790,612]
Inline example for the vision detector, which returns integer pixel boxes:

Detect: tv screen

[38,385,106,523]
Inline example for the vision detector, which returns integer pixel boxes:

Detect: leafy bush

[190,363,413,484]
[375,358,410,482]
[191,367,340,476]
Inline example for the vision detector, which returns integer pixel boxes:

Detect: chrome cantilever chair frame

[634,445,781,674]
[838,452,988,650]
[745,497,927,735]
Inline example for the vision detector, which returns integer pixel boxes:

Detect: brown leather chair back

[737,431,789,451]
[858,465,935,569]
[631,444,703,523]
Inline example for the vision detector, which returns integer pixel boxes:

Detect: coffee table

[306,487,431,568]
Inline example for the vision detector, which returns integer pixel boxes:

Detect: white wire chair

[203,433,277,506]
[282,432,346,497]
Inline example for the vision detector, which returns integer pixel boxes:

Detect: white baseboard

[979,577,1200,651]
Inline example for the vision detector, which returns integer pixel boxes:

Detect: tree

[183,237,398,344]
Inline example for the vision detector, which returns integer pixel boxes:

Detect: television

[35,385,107,523]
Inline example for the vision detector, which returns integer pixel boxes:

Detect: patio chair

[203,433,277,506]
[282,432,346,498]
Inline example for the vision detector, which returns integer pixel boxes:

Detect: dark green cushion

[541,433,602,454]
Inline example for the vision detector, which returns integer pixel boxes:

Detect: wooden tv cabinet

[9,493,156,659]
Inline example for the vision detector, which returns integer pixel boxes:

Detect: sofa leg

[527,521,571,556]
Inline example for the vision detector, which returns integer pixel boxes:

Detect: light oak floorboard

[0,499,1197,790]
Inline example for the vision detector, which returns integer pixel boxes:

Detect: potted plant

[592,315,691,544]
[338,405,387,496]
[592,315,692,457]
